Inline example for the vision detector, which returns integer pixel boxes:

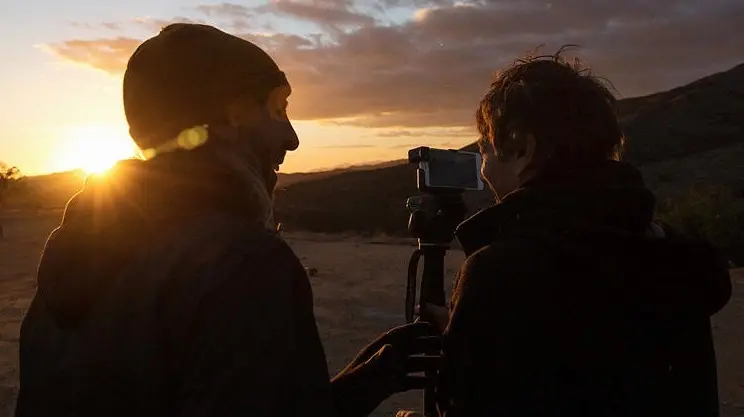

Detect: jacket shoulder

[459,236,553,280]
[164,213,292,269]
[451,236,560,309]
[144,214,306,314]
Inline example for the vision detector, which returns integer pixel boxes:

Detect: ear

[225,95,263,127]
[520,134,536,161]
[515,134,537,180]
[511,133,536,161]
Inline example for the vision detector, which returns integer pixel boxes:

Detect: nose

[284,121,300,151]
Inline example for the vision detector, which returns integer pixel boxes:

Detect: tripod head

[407,192,468,246]
[405,145,474,247]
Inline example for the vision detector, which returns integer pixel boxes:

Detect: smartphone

[410,147,484,191]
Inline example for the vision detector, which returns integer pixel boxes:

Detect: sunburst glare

[53,125,138,174]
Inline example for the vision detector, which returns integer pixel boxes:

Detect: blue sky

[1,0,741,175]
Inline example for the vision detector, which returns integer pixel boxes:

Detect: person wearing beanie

[15,24,440,417]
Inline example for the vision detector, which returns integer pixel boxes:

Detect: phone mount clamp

[405,147,468,417]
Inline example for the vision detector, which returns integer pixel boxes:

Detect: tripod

[405,191,467,417]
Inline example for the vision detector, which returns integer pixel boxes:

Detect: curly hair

[476,45,625,165]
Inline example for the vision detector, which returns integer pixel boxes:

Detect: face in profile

[259,85,299,172]
[226,85,299,192]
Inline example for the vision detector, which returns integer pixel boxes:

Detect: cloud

[44,0,744,129]
[42,37,142,73]
[191,3,266,30]
[131,16,209,31]
[386,141,460,149]
[69,21,123,31]
[268,0,376,29]
[194,2,254,18]
[191,1,373,31]
[69,16,210,33]
[315,143,377,148]
[375,127,474,137]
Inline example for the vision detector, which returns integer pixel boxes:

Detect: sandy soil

[0,211,742,417]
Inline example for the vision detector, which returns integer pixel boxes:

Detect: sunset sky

[2,0,742,175]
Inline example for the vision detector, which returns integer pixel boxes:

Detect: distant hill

[274,163,418,235]
[3,170,87,210]
[275,159,407,191]
[2,159,407,211]
[618,63,744,165]
[274,63,744,235]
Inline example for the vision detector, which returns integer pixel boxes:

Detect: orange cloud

[43,0,744,128]
[43,37,141,74]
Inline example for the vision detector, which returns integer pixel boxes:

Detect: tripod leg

[423,382,438,417]
[419,246,448,417]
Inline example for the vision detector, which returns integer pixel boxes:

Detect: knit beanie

[123,23,289,151]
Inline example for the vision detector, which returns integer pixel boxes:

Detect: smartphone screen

[425,149,483,190]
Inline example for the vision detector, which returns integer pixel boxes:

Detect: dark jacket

[437,160,732,417]
[15,144,335,417]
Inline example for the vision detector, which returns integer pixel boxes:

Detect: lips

[272,151,287,172]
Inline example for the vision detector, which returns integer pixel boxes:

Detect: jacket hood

[456,160,732,317]
[36,142,274,328]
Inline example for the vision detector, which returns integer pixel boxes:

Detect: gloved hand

[331,321,441,417]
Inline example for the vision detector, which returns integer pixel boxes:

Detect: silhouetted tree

[0,163,21,240]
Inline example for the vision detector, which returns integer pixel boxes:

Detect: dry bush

[657,184,744,266]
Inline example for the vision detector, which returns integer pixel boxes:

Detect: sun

[54,125,138,174]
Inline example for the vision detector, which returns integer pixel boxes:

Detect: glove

[331,321,441,417]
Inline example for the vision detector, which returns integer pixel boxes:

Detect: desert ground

[0,210,742,417]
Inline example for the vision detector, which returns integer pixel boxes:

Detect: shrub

[656,185,744,266]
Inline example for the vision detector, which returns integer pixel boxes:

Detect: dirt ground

[0,211,742,417]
